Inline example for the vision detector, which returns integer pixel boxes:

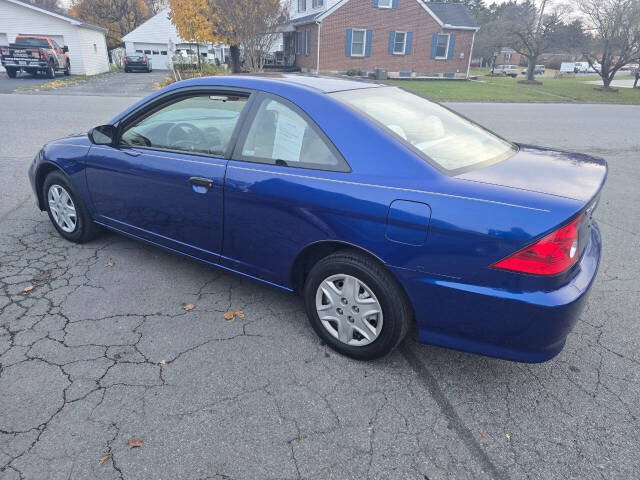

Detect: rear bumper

[393,222,602,363]
[2,58,48,69]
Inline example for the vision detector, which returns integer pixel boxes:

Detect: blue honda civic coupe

[28,75,606,362]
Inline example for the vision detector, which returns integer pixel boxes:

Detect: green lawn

[385,73,640,104]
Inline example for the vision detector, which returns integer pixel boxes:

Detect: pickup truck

[1,35,70,79]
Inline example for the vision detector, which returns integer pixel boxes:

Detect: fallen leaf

[183,304,195,311]
[235,311,245,318]
[105,261,115,267]
[128,438,144,450]
[223,311,235,321]
[297,435,302,444]
[22,285,34,294]
[505,433,511,440]
[160,360,166,365]
[478,429,485,438]
[99,452,111,464]
[33,272,51,282]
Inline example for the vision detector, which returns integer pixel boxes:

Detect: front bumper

[393,222,602,363]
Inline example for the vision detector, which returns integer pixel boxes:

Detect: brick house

[494,48,525,66]
[279,0,478,77]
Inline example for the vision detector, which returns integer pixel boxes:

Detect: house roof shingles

[424,2,478,28]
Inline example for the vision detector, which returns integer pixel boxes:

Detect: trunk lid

[457,144,607,203]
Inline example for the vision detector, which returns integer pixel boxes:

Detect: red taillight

[1,47,8,55]
[39,48,45,59]
[492,215,583,276]
[142,57,146,63]
[123,57,127,63]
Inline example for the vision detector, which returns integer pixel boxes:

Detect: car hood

[457,144,607,203]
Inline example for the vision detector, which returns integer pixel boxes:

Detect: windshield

[331,87,516,172]
[14,38,50,48]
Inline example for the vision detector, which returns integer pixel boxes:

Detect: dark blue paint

[28,75,607,363]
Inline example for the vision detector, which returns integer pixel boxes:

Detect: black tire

[303,250,412,360]
[43,171,102,243]
[64,61,70,76]
[6,68,17,78]
[124,67,129,73]
[46,61,55,79]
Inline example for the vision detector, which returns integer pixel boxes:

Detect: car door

[49,39,64,67]
[222,93,351,286]
[85,90,252,263]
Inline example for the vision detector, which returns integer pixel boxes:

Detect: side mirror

[62,45,69,53]
[88,125,117,145]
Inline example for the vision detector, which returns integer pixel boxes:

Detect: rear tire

[6,68,17,78]
[46,61,55,79]
[64,61,70,76]
[43,171,102,243]
[303,250,412,360]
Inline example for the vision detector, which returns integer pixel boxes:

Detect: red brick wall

[296,0,474,75]
[295,24,319,71]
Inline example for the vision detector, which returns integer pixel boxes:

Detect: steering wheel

[166,122,207,151]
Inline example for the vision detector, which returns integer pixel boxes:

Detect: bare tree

[211,0,289,72]
[498,0,565,83]
[577,0,640,90]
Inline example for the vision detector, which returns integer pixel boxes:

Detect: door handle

[188,177,214,188]
[120,148,141,156]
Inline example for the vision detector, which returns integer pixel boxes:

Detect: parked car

[28,75,606,362]
[123,54,152,73]
[521,65,546,75]
[493,64,519,77]
[0,35,69,78]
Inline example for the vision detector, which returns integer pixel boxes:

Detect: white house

[123,8,223,70]
[0,0,109,75]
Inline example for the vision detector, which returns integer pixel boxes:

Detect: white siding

[75,27,109,75]
[0,0,109,75]
[0,32,7,72]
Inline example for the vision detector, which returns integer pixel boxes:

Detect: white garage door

[133,42,170,69]
[20,34,66,48]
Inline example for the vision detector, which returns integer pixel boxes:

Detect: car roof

[177,74,385,94]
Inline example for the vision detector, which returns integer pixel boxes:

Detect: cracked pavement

[1,92,639,479]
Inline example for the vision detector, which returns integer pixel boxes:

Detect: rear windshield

[331,87,516,172]
[14,38,50,48]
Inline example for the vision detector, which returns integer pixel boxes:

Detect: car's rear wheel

[46,61,55,79]
[6,68,17,78]
[43,171,102,243]
[303,251,412,360]
[64,61,70,76]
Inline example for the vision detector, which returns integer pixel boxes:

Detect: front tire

[6,68,17,78]
[43,171,102,243]
[303,251,412,360]
[64,61,70,76]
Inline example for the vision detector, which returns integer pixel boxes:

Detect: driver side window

[120,94,249,156]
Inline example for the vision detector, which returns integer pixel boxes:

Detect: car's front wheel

[303,251,412,360]
[43,171,102,243]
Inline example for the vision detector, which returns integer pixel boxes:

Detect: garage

[0,0,109,75]
[132,42,170,70]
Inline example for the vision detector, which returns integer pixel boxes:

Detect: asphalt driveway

[0,93,639,480]
[1,70,167,96]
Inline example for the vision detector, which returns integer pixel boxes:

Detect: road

[0,89,639,480]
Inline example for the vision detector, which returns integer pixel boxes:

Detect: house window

[136,49,143,53]
[296,30,304,54]
[152,50,159,55]
[144,50,151,54]
[351,29,366,57]
[312,0,323,7]
[161,51,167,55]
[435,34,449,59]
[298,0,306,12]
[393,31,406,54]
[378,0,392,7]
